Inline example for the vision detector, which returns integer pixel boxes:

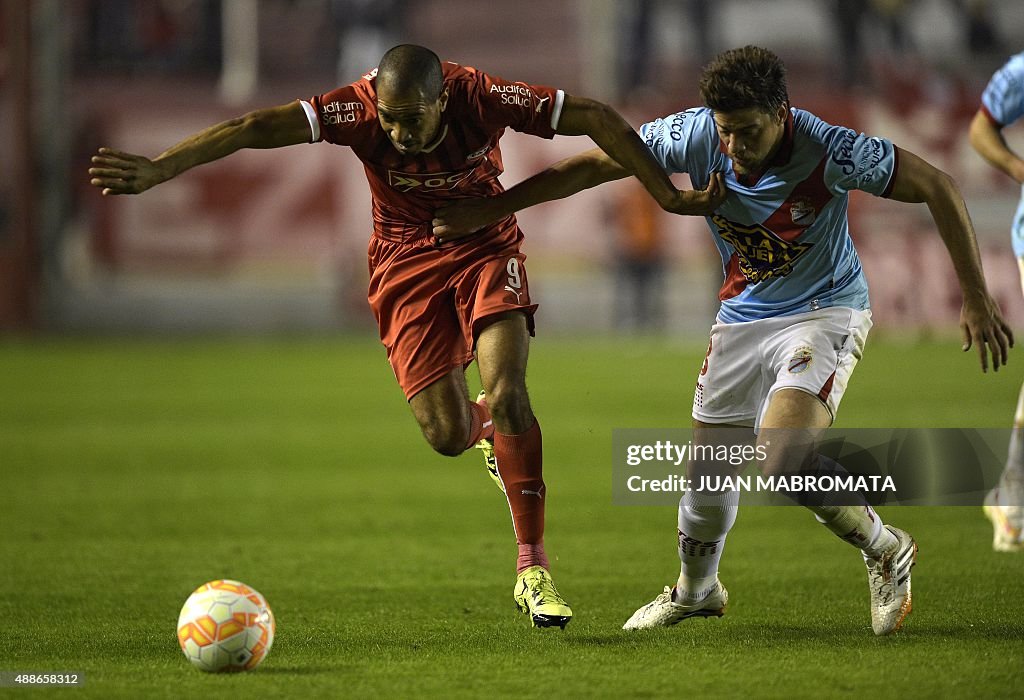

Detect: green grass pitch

[2,334,1023,697]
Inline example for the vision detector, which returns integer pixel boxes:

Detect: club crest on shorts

[788,346,813,374]
[790,198,817,227]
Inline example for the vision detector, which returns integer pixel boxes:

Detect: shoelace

[872,577,895,605]
[868,551,898,604]
[528,572,565,603]
[653,586,674,605]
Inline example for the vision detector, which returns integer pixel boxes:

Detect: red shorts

[367,224,538,400]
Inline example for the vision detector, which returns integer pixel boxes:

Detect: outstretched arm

[968,110,1024,184]
[887,147,1014,371]
[433,95,726,240]
[431,147,625,240]
[89,101,312,195]
[554,96,692,214]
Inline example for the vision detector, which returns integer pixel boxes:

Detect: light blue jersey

[980,51,1024,257]
[639,108,897,323]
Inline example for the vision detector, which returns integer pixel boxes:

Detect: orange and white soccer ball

[176,580,275,672]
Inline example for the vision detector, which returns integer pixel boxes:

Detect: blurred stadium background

[2,0,1024,336]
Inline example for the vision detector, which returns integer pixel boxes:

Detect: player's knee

[486,382,532,433]
[419,416,469,457]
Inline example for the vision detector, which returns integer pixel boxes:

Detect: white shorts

[692,307,872,430]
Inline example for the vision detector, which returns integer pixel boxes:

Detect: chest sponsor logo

[321,100,364,125]
[387,169,474,192]
[712,214,812,283]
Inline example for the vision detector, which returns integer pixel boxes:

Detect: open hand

[88,148,165,195]
[961,293,1014,372]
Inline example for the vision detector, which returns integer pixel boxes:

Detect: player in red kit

[88,44,719,628]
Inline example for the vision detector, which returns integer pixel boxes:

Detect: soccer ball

[176,579,275,672]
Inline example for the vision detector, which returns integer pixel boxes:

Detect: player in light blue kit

[971,51,1024,552]
[434,46,1013,635]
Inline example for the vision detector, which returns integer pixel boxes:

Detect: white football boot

[622,580,728,630]
[864,526,917,635]
[983,488,1024,552]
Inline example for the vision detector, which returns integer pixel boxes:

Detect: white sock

[675,488,739,602]
[998,383,1024,506]
[809,504,896,560]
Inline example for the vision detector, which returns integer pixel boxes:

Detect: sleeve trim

[550,90,566,131]
[980,104,1004,129]
[300,100,321,143]
[881,145,900,198]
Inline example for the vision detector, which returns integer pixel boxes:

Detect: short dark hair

[376,44,444,99]
[698,46,788,114]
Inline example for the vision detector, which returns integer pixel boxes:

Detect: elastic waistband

[372,226,430,244]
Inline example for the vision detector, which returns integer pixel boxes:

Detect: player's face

[712,104,788,175]
[376,87,448,156]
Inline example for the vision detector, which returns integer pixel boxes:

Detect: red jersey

[305,62,563,243]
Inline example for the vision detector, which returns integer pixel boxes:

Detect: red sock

[494,420,550,573]
[464,400,495,451]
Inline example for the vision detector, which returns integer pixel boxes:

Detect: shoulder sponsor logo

[362,67,378,81]
[857,137,886,174]
[534,95,550,113]
[387,169,475,192]
[489,82,534,108]
[466,145,490,161]
[789,197,817,227]
[321,100,365,125]
[667,112,689,141]
[712,214,812,283]
[832,130,888,181]
[831,129,857,175]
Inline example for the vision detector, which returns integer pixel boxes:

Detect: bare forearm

[432,97,727,241]
[431,148,629,240]
[969,111,1024,184]
[927,176,989,298]
[154,107,306,182]
[153,116,261,181]
[493,150,627,218]
[884,148,1012,369]
[889,148,989,297]
[581,106,680,209]
[928,169,1015,371]
[557,96,688,213]
[90,101,311,196]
